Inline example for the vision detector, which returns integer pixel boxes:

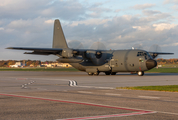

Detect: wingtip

[6,47,13,49]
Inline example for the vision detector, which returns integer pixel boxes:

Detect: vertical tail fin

[52,19,68,48]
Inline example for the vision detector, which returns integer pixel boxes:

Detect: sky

[0,0,178,61]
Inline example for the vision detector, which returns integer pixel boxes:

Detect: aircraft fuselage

[70,49,157,75]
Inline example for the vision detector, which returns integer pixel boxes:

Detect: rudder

[52,19,68,48]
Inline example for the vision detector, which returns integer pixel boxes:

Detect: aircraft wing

[148,52,174,55]
[148,52,174,59]
[6,47,102,56]
[6,47,63,55]
[6,47,109,62]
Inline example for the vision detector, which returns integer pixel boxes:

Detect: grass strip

[146,68,178,73]
[117,85,178,92]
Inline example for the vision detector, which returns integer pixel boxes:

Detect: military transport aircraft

[7,19,173,76]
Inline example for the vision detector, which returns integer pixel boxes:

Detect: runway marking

[75,85,114,89]
[10,77,75,82]
[156,111,178,116]
[21,81,36,89]
[37,88,48,90]
[58,111,155,120]
[0,93,156,119]
[29,78,73,82]
[10,77,115,89]
[10,77,115,90]
[16,78,28,80]
[69,80,77,86]
[0,93,177,116]
[105,93,121,96]
[138,96,160,99]
[78,91,93,94]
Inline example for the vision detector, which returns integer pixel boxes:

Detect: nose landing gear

[137,71,144,76]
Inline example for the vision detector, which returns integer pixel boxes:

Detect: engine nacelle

[61,49,73,58]
[85,51,107,66]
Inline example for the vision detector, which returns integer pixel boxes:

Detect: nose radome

[146,59,157,70]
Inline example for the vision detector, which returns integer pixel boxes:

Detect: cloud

[139,12,172,23]
[172,5,178,10]
[0,0,86,20]
[164,0,178,4]
[153,23,177,31]
[70,19,111,26]
[87,2,112,18]
[39,0,86,21]
[132,4,155,10]
[0,27,4,30]
[67,15,178,51]
[3,14,174,51]
[7,18,52,33]
[115,9,121,13]
[132,26,151,31]
[0,17,54,50]
[163,0,171,4]
[0,0,177,60]
[44,19,54,24]
[142,10,161,16]
[0,0,49,19]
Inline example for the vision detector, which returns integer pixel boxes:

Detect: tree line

[156,58,178,64]
[0,60,54,67]
[0,59,177,67]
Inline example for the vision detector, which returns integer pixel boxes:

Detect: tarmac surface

[0,71,178,120]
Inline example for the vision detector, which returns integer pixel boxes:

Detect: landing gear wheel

[88,72,93,76]
[94,72,99,76]
[111,72,116,75]
[105,72,111,75]
[137,71,144,76]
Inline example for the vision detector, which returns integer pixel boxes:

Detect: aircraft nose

[146,59,157,70]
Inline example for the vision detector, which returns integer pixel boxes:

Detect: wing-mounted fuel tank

[61,49,73,58]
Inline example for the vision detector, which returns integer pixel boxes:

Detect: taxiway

[0,71,178,120]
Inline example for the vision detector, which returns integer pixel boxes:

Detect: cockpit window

[146,52,153,59]
[137,52,152,60]
[137,52,144,56]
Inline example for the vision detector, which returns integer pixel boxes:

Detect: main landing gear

[105,72,116,75]
[87,72,117,76]
[137,71,144,76]
[88,72,99,76]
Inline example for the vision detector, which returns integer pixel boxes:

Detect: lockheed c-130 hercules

[7,19,173,76]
